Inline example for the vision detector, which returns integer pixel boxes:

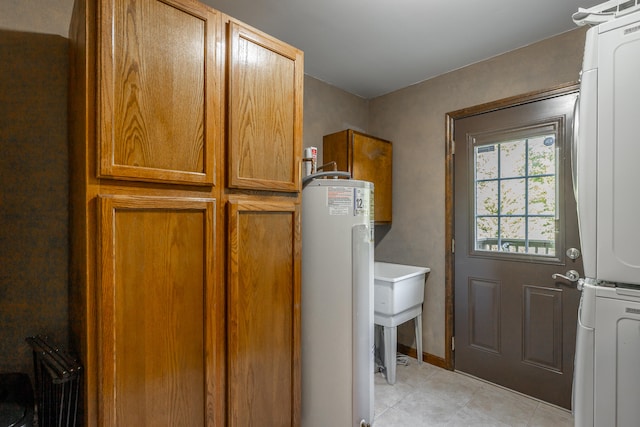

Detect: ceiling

[203,0,602,98]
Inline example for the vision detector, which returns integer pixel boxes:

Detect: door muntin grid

[473,133,558,259]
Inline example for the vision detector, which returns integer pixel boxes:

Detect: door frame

[443,82,579,370]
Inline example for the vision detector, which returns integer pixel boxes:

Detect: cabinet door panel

[227,21,303,192]
[99,195,220,426]
[227,200,301,426]
[352,133,392,223]
[99,0,221,185]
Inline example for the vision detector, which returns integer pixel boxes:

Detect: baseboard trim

[397,343,448,370]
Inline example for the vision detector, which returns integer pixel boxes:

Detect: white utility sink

[374,262,430,320]
[373,262,430,385]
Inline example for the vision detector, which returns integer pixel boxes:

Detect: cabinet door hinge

[451,238,455,253]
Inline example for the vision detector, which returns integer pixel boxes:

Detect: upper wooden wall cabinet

[323,129,393,223]
[227,20,304,192]
[97,0,222,186]
[69,0,303,425]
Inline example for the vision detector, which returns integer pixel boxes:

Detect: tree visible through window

[474,134,557,256]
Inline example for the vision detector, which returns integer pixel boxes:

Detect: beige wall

[0,0,74,37]
[303,75,369,164]
[303,28,588,361]
[366,27,589,358]
[0,30,69,375]
[1,0,589,368]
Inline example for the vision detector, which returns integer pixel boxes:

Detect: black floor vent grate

[26,336,82,427]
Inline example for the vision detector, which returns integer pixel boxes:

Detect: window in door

[471,124,560,260]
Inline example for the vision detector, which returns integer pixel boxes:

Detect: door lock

[552,270,580,283]
[566,248,581,260]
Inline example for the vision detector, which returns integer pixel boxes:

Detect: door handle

[552,270,580,283]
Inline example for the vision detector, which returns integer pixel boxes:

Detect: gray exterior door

[453,91,582,409]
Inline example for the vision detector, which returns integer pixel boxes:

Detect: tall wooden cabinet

[224,16,303,427]
[323,130,393,223]
[69,0,302,425]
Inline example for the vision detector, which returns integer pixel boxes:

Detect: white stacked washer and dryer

[572,1,640,426]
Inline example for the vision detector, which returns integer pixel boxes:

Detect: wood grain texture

[227,20,303,192]
[69,0,100,422]
[227,200,301,426]
[99,195,217,426]
[322,131,349,172]
[352,132,392,223]
[70,1,302,425]
[99,0,221,185]
[323,129,393,223]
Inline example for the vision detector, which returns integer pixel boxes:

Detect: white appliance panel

[301,179,374,427]
[575,67,598,280]
[594,286,640,427]
[572,8,640,427]
[596,21,640,284]
[352,224,374,427]
[572,283,595,427]
[576,15,640,286]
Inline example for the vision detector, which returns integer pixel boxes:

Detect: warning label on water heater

[326,186,371,217]
[327,187,353,215]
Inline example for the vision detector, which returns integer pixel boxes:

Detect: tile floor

[374,355,574,426]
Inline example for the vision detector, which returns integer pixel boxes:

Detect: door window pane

[476,145,498,180]
[500,179,526,215]
[501,217,526,249]
[529,217,556,247]
[500,140,526,178]
[528,136,556,176]
[474,134,557,257]
[476,217,498,250]
[477,181,498,215]
[529,176,555,215]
